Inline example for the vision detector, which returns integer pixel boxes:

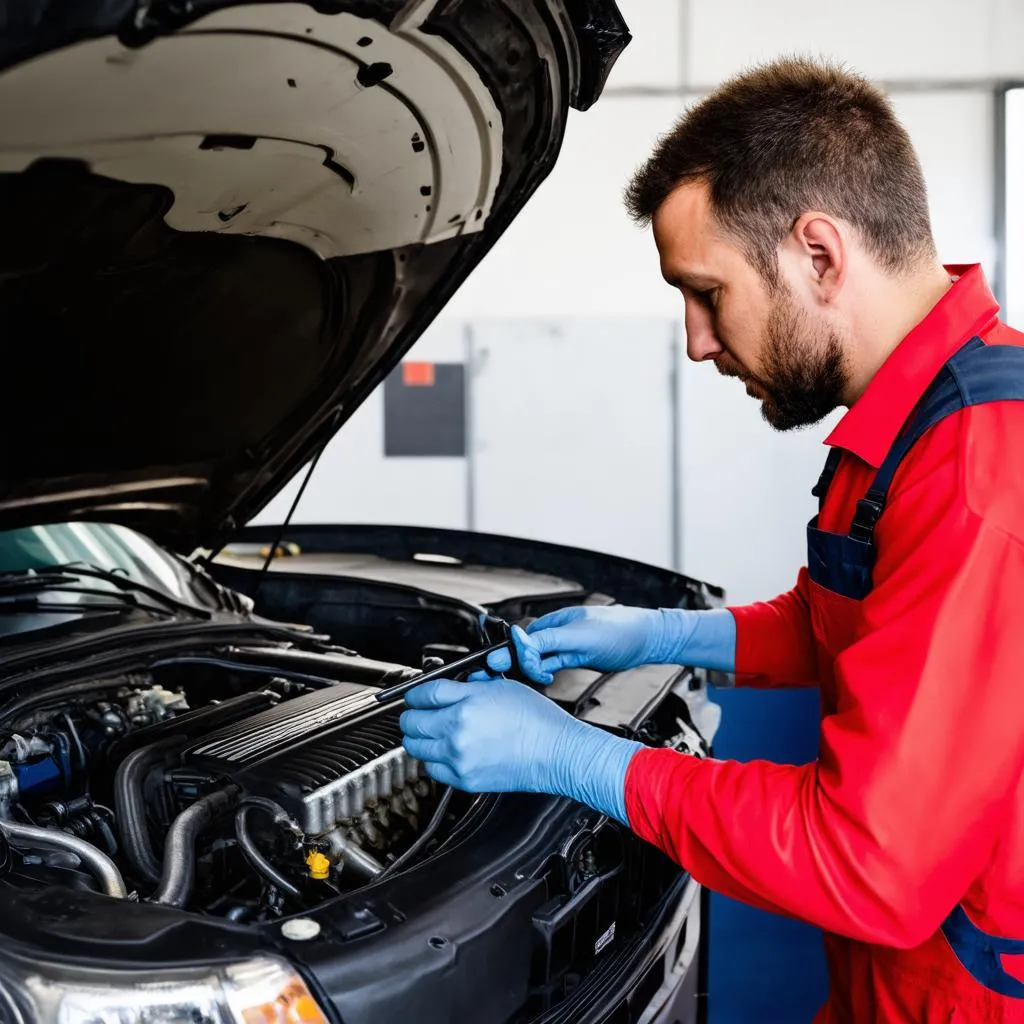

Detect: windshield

[0,522,196,601]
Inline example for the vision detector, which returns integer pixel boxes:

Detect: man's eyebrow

[664,271,717,290]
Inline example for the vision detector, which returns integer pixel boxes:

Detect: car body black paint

[0,0,630,552]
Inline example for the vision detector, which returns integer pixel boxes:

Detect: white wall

[443,97,685,320]
[257,322,470,529]
[259,0,1010,609]
[684,0,1024,84]
[1007,88,1024,330]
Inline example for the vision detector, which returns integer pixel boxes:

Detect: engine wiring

[378,785,454,880]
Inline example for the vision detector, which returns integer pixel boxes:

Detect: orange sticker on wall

[402,361,436,387]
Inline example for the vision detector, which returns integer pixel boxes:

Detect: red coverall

[624,265,1024,1021]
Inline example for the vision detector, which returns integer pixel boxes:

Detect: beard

[718,286,848,431]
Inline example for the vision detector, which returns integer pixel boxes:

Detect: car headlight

[0,953,330,1024]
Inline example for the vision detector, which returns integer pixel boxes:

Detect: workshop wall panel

[707,684,829,1023]
[685,0,999,85]
[679,364,839,609]
[441,97,687,320]
[254,317,681,575]
[991,0,1024,79]
[601,0,685,90]
[252,320,469,530]
[892,91,996,273]
[468,318,679,570]
[1006,88,1024,330]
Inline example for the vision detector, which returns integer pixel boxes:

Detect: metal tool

[373,616,523,706]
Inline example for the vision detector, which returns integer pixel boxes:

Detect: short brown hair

[625,57,936,283]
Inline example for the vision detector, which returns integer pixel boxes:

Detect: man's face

[652,181,849,431]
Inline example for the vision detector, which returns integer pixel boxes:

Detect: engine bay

[0,656,454,919]
[0,530,722,1017]
[0,526,722,1023]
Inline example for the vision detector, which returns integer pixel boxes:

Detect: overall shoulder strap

[849,339,1024,543]
[811,448,844,512]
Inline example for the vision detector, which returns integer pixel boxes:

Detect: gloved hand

[483,606,736,685]
[400,677,643,825]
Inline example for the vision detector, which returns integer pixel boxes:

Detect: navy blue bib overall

[808,337,1024,997]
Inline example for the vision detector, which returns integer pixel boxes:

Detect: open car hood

[0,0,629,552]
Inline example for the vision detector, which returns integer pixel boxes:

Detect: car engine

[0,666,445,919]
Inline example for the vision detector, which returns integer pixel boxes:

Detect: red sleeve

[727,567,819,688]
[625,433,1024,947]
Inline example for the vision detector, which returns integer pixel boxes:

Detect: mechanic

[399,57,1024,1021]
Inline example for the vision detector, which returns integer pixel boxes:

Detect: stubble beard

[720,287,849,432]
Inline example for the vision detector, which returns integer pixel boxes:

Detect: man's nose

[684,307,723,363]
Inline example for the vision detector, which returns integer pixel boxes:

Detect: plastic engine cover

[182,682,422,834]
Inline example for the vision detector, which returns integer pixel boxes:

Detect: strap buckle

[849,492,885,543]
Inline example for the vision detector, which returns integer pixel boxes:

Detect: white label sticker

[595,921,616,955]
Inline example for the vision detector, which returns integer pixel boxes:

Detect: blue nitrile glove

[484,606,736,684]
[400,678,643,825]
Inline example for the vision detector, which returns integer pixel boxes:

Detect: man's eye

[681,286,719,311]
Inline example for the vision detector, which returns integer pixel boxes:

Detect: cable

[378,786,454,879]
[252,426,336,603]
[62,713,87,778]
[432,793,490,857]
[12,804,38,827]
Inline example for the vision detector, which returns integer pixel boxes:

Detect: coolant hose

[151,786,240,907]
[0,818,128,898]
[234,798,303,900]
[114,737,184,885]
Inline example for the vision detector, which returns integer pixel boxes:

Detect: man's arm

[727,568,819,687]
[488,581,819,688]
[625,479,1024,946]
[400,437,1024,947]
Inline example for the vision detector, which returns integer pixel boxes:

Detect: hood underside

[0,0,628,551]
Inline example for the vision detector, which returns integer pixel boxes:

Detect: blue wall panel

[705,686,830,1023]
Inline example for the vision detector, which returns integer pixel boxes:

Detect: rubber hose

[151,786,240,907]
[92,811,119,858]
[0,818,128,898]
[234,800,302,900]
[114,738,184,885]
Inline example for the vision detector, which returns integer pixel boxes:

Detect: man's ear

[786,211,846,303]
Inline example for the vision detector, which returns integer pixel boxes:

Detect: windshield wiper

[0,582,177,619]
[0,567,211,620]
[54,563,214,619]
[0,572,86,593]
[0,594,170,616]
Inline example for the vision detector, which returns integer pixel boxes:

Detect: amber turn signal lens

[241,976,330,1023]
